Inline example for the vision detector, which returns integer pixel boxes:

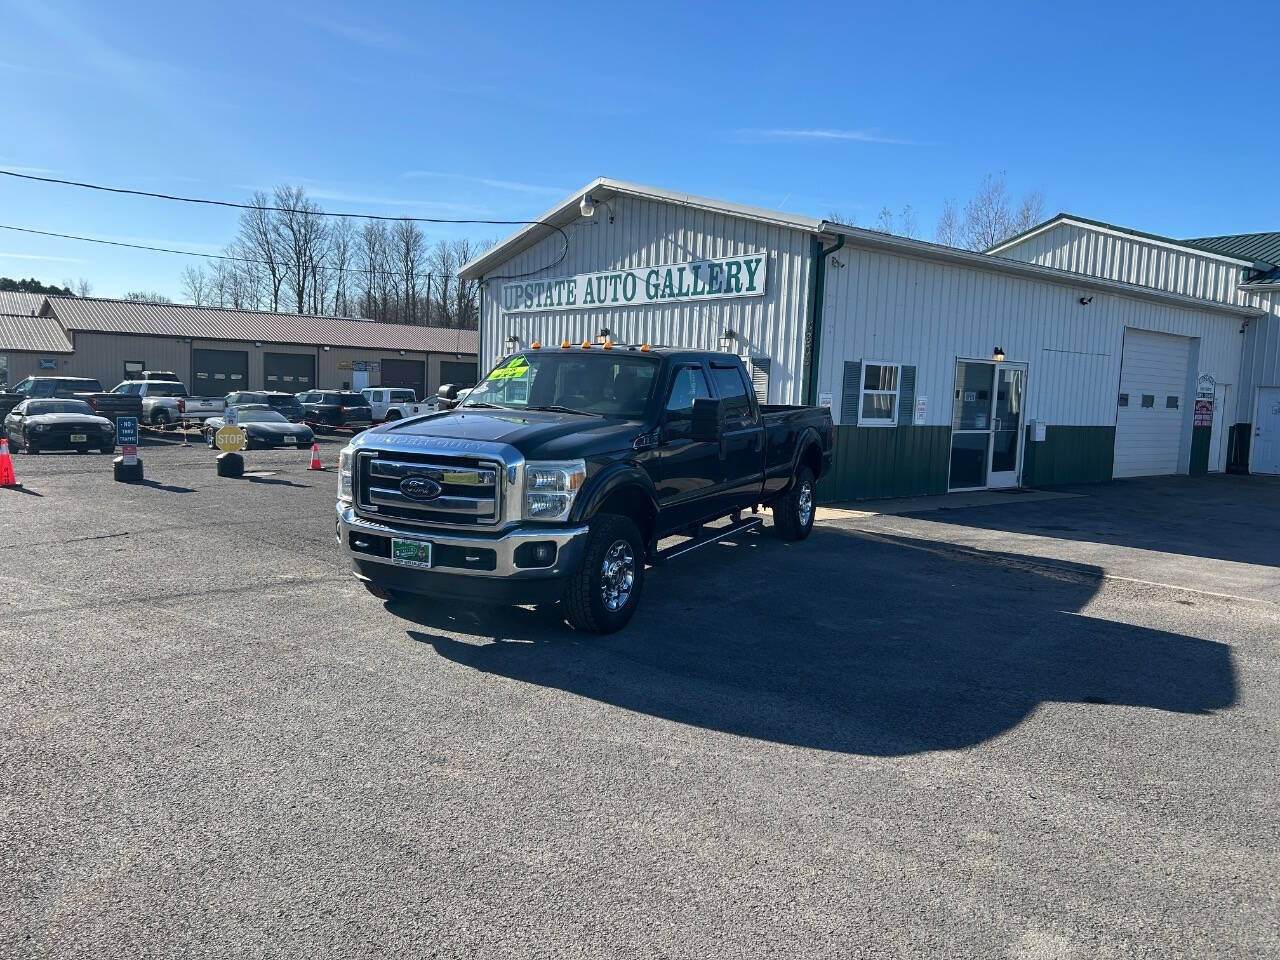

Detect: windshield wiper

[524,405,602,416]
[460,401,509,409]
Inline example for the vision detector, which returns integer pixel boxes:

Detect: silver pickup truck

[111,380,226,426]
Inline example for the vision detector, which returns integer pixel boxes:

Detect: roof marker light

[561,339,571,348]
[531,340,542,349]
[640,344,651,352]
[602,339,613,350]
[581,339,591,349]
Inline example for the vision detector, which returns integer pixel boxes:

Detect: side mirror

[437,383,459,401]
[691,397,725,444]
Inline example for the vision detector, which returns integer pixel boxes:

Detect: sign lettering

[501,253,768,314]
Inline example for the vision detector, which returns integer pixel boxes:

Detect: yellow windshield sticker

[488,356,530,381]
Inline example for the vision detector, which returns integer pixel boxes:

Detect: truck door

[709,360,764,512]
[655,363,720,532]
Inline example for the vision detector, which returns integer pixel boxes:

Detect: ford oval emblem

[400,475,443,501]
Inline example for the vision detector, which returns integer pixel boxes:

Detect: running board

[652,516,763,565]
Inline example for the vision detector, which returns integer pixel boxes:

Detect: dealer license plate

[283,435,297,444]
[70,433,87,443]
[391,538,432,569]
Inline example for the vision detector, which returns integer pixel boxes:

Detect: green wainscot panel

[1021,425,1116,487]
[817,425,951,503]
[1189,425,1211,476]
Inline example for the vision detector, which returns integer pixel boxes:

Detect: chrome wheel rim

[600,539,636,612]
[798,480,813,527]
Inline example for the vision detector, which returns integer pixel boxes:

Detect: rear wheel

[385,410,401,421]
[563,514,646,634]
[152,408,171,428]
[772,466,816,541]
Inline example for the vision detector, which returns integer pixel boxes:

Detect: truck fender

[785,425,825,491]
[572,463,660,541]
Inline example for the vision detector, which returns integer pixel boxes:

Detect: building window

[859,361,901,426]
[124,360,144,380]
[1118,393,1128,407]
[1141,394,1155,408]
[1166,395,1179,409]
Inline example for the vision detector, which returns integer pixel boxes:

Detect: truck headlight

[338,445,355,502]
[524,460,586,521]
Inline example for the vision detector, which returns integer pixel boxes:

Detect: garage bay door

[380,358,425,399]
[440,360,477,389]
[192,348,247,393]
[264,352,315,392]
[1113,329,1191,478]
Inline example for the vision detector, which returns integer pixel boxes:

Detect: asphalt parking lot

[2,441,1277,958]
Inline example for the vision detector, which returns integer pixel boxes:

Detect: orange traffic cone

[0,438,20,488]
[308,443,323,471]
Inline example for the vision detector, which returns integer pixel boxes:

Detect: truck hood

[368,408,640,460]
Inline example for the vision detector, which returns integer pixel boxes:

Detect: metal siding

[62,331,192,388]
[476,194,814,404]
[816,242,1245,437]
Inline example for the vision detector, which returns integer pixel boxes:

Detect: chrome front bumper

[336,505,589,580]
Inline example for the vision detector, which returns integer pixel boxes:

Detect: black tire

[23,435,37,455]
[385,410,401,421]
[100,445,114,455]
[563,514,646,634]
[772,466,816,541]
[152,409,171,428]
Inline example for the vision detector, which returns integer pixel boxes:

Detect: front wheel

[152,409,171,427]
[772,466,816,541]
[563,514,646,634]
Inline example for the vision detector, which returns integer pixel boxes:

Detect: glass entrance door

[948,359,1028,491]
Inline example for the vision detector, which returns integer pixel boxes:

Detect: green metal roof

[1183,232,1280,267]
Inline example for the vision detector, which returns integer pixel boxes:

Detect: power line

[0,222,439,281]
[0,168,567,279]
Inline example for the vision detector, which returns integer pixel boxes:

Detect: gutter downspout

[802,232,845,407]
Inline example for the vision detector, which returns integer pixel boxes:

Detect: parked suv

[301,391,373,430]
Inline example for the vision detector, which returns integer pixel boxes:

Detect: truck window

[710,365,751,419]
[665,365,710,417]
[390,390,415,403]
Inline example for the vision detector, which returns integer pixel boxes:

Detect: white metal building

[461,180,1270,501]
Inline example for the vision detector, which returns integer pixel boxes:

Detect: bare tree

[73,277,93,297]
[181,265,211,305]
[827,210,857,226]
[328,217,357,317]
[238,191,285,311]
[874,206,895,234]
[935,198,960,247]
[959,173,1045,251]
[450,238,481,327]
[272,185,329,314]
[429,240,457,326]
[124,290,173,303]
[898,204,919,240]
[393,220,426,324]
[357,221,391,321]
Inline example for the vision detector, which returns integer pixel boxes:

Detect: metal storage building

[0,295,477,398]
[990,216,1280,476]
[461,179,1267,502]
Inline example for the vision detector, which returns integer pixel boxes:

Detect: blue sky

[0,0,1274,299]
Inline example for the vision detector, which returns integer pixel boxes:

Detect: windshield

[463,352,658,418]
[266,395,300,407]
[26,400,94,416]
[237,410,287,423]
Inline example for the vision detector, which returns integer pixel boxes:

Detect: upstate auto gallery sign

[501,253,767,314]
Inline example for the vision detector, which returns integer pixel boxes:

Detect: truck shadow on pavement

[397,526,1236,756]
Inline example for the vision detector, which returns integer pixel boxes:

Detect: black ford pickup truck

[336,346,833,632]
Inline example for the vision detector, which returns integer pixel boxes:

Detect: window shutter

[898,365,916,426]
[841,361,861,425]
[749,357,770,404]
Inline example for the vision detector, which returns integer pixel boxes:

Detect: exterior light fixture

[719,328,738,351]
[596,327,611,344]
[580,194,596,218]
[398,350,405,356]
[505,333,519,349]
[323,346,330,352]
[992,346,1006,362]
[253,341,262,348]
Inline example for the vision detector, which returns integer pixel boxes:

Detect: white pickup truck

[111,380,226,426]
[361,387,438,422]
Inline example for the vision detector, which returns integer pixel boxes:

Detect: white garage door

[1113,329,1191,478]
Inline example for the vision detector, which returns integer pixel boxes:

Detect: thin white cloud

[304,188,495,216]
[738,128,922,145]
[307,16,407,52]
[0,164,54,175]
[0,252,83,263]
[402,171,567,196]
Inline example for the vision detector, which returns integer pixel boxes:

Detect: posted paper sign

[914,396,927,425]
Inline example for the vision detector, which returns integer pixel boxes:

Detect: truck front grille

[356,450,500,526]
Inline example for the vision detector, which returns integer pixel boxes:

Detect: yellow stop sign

[215,425,246,452]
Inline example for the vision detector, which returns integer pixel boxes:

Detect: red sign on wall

[1193,397,1214,427]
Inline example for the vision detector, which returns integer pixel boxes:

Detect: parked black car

[4,398,116,454]
[9,376,143,424]
[224,390,306,422]
[203,405,315,450]
[299,391,373,430]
